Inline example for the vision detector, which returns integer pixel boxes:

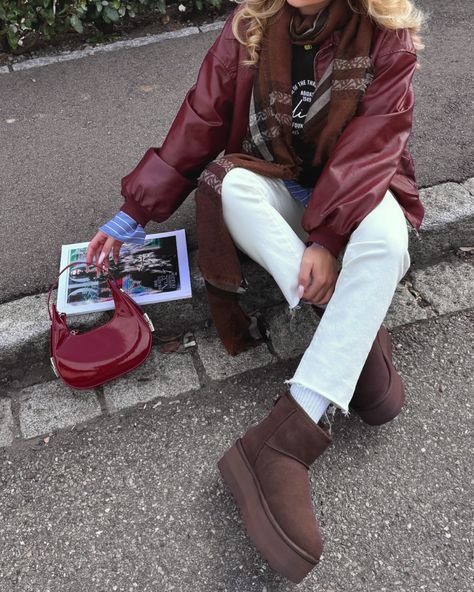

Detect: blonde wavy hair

[231,0,425,67]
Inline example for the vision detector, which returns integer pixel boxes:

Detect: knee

[222,167,250,200]
[348,196,411,275]
[221,167,263,208]
[361,218,411,275]
[383,230,410,275]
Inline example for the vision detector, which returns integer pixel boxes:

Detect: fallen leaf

[158,341,180,353]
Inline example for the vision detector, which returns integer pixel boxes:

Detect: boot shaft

[241,393,332,469]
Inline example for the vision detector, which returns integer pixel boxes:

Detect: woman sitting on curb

[86,0,425,583]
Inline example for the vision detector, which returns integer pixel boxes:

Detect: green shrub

[0,0,223,51]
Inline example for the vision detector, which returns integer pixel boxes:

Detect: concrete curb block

[1,172,473,447]
[4,21,225,74]
[410,260,474,315]
[1,178,473,386]
[19,381,101,440]
[409,182,474,265]
[0,398,14,447]
[462,178,474,195]
[1,251,472,447]
[194,326,274,381]
[198,21,227,34]
[103,348,200,411]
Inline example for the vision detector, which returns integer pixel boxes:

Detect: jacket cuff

[306,226,348,259]
[119,199,152,228]
[101,211,147,244]
[121,147,197,226]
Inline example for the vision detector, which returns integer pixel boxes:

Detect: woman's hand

[298,244,338,305]
[86,230,123,274]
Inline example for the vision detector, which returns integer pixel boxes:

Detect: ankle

[289,383,331,425]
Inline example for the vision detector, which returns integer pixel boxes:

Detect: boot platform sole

[218,438,318,583]
[351,327,406,425]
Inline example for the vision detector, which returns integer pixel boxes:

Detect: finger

[311,279,332,304]
[298,256,313,297]
[87,233,109,272]
[86,243,95,268]
[304,265,329,302]
[112,242,121,265]
[96,238,114,276]
[304,278,324,302]
[314,284,335,306]
[86,237,103,270]
[314,270,338,304]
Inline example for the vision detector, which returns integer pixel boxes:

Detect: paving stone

[462,177,474,197]
[420,183,474,229]
[0,292,109,380]
[411,260,474,315]
[267,303,319,359]
[0,293,49,354]
[195,326,274,380]
[199,20,225,34]
[384,283,436,329]
[0,66,9,75]
[187,249,207,293]
[0,398,14,447]
[19,381,101,439]
[410,183,474,264]
[240,258,286,311]
[104,349,200,411]
[145,298,209,336]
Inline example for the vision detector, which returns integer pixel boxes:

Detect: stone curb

[0,20,226,75]
[410,181,474,265]
[0,251,472,448]
[1,178,472,388]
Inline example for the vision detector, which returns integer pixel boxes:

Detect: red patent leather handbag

[48,261,154,390]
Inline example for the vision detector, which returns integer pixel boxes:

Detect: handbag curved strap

[47,260,116,322]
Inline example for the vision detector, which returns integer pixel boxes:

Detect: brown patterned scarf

[195,0,374,355]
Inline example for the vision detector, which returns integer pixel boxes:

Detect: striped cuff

[282,178,313,207]
[99,211,146,245]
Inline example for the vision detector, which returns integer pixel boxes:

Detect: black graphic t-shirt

[290,42,322,187]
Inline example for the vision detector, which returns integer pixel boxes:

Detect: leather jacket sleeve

[120,25,237,227]
[303,38,418,258]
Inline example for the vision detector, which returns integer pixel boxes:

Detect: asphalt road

[0,0,473,303]
[0,310,472,591]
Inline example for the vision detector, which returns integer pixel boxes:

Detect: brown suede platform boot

[218,392,332,583]
[312,306,405,425]
[350,324,405,425]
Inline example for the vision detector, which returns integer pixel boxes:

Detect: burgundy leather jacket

[120,6,425,258]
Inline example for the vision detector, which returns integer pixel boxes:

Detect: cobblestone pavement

[0,310,472,591]
[1,247,473,447]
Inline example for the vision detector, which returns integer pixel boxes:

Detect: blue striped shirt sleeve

[99,211,146,245]
[282,179,313,207]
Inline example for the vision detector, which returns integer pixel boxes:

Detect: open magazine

[56,230,192,315]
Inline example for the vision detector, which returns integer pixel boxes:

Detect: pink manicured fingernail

[298,285,304,298]
[98,251,105,265]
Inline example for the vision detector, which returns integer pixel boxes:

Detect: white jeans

[221,167,410,412]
